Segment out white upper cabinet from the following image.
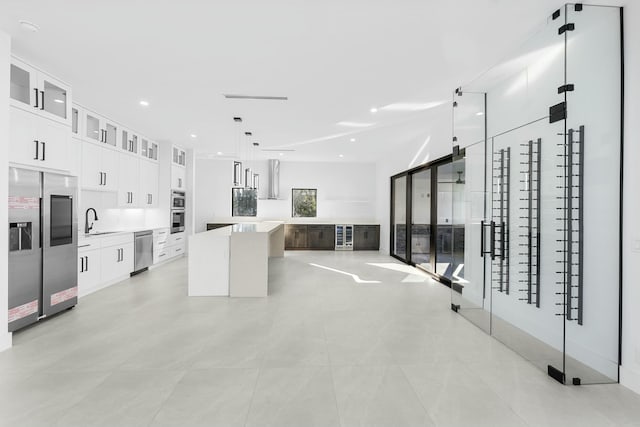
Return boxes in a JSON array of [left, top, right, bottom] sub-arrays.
[[117, 153, 140, 207], [139, 159, 159, 207], [82, 109, 119, 148], [120, 127, 138, 154], [172, 146, 186, 166], [140, 138, 159, 161], [10, 57, 71, 126], [9, 107, 70, 171], [171, 164, 186, 190], [81, 142, 119, 191]]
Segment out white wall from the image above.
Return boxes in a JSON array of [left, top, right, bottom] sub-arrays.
[[621, 1, 640, 395], [194, 159, 377, 232], [0, 30, 11, 351]]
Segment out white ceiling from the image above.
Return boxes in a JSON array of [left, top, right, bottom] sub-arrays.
[[0, 0, 571, 162]]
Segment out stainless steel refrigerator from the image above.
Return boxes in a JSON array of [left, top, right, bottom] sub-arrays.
[[8, 167, 78, 332]]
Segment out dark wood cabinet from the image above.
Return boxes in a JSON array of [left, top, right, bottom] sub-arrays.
[[308, 225, 335, 249], [206, 223, 234, 231], [285, 225, 308, 249], [354, 225, 380, 250], [284, 223, 379, 250]]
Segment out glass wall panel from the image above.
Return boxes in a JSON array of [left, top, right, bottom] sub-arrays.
[[436, 163, 453, 278], [451, 158, 465, 287], [450, 4, 622, 385], [392, 175, 407, 260], [562, 4, 621, 384], [410, 169, 431, 271]]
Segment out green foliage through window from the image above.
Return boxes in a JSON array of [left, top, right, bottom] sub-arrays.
[[292, 189, 317, 217]]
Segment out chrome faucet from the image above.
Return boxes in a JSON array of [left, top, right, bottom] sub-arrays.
[[85, 208, 99, 234]]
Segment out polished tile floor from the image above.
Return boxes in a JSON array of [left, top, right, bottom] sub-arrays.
[[1, 251, 639, 426]]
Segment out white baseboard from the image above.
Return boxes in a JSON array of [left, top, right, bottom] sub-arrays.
[[621, 366, 640, 395], [0, 332, 12, 352], [78, 274, 131, 298]]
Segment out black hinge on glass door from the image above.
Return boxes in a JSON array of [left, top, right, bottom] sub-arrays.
[[492, 148, 510, 294]]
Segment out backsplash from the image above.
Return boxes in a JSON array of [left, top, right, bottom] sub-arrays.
[[79, 191, 167, 233]]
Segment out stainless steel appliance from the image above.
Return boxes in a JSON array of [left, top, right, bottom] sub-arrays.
[[8, 167, 78, 332], [171, 190, 185, 209], [133, 230, 153, 274], [335, 224, 354, 250], [171, 209, 185, 234]]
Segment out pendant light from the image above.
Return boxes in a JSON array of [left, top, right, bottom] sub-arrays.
[[232, 117, 243, 186], [244, 132, 253, 189], [252, 142, 260, 190]]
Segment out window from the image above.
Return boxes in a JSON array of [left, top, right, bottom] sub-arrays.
[[292, 188, 317, 217], [232, 188, 257, 216]]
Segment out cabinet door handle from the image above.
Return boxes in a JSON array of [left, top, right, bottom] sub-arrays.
[[41, 141, 45, 161], [104, 173, 107, 186], [80, 256, 84, 273], [34, 88, 39, 108], [40, 90, 44, 110], [85, 256, 89, 271], [34, 140, 39, 160], [178, 178, 182, 188]]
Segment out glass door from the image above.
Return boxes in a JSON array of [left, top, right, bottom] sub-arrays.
[[435, 163, 453, 279], [410, 169, 431, 271], [391, 175, 408, 261]]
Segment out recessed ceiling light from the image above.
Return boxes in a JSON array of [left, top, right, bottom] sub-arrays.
[[190, 134, 197, 138], [19, 20, 39, 33], [339, 154, 344, 158], [139, 100, 149, 107], [370, 107, 378, 113], [217, 151, 223, 155], [350, 138, 356, 142], [279, 153, 284, 156], [53, 99, 64, 104], [476, 111, 484, 116]]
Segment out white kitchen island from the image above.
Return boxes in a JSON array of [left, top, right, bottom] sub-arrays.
[[188, 222, 284, 297]]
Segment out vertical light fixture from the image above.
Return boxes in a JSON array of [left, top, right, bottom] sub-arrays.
[[233, 117, 243, 186], [252, 142, 260, 190], [244, 132, 253, 188]]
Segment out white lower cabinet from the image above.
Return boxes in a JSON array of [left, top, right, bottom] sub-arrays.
[[153, 229, 184, 264], [101, 242, 134, 283], [77, 233, 134, 297], [78, 247, 101, 297], [9, 106, 70, 171]]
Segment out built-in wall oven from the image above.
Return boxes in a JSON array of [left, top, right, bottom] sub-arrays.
[[171, 191, 185, 209], [171, 209, 185, 234]]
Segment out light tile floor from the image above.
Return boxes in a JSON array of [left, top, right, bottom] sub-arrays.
[[1, 251, 639, 427]]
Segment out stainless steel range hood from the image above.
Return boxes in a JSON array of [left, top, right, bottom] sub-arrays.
[[268, 159, 280, 199]]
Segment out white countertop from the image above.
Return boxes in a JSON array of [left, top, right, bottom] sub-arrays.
[[204, 221, 284, 236], [78, 227, 171, 244]]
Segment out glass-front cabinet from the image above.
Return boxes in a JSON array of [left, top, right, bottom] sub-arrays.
[[82, 110, 118, 147], [10, 57, 71, 125], [450, 4, 622, 385]]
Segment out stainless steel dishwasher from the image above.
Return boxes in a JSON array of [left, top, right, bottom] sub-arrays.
[[133, 230, 153, 275]]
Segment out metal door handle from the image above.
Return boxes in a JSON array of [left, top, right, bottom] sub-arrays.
[[34, 88, 39, 108], [34, 140, 39, 160], [41, 141, 45, 161], [490, 221, 496, 260], [104, 173, 107, 186], [85, 256, 89, 271], [500, 222, 506, 261], [80, 256, 84, 273], [40, 90, 44, 110]]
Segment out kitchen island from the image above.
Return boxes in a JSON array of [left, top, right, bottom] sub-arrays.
[[188, 222, 284, 297]]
